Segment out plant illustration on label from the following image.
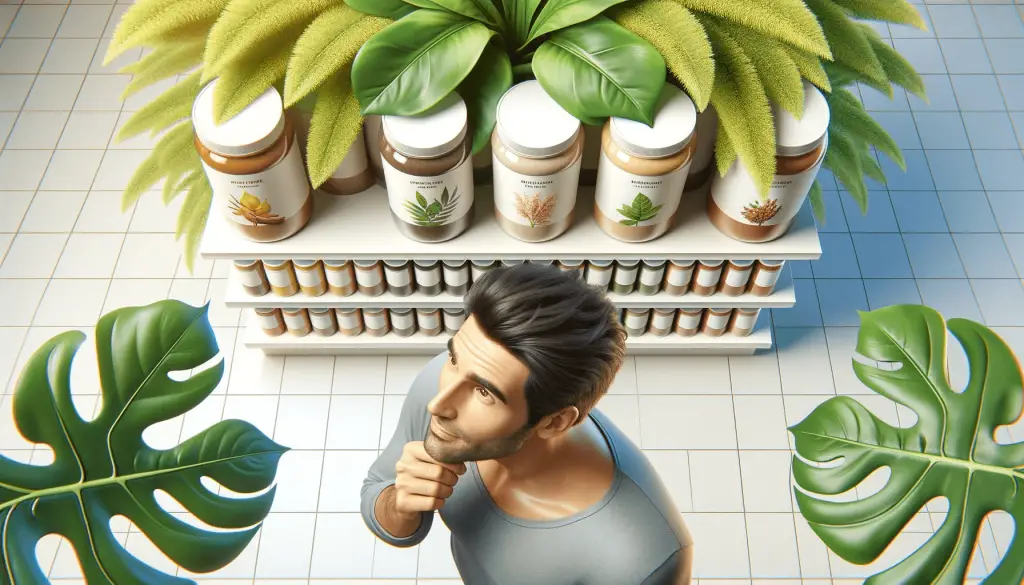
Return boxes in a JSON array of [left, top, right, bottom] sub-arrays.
[[741, 197, 782, 225], [403, 186, 462, 227], [514, 192, 557, 228], [228, 191, 285, 227], [617, 193, 662, 226]]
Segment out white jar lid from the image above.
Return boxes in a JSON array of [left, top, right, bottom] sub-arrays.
[[609, 84, 696, 158], [774, 80, 830, 156], [192, 80, 285, 157], [496, 80, 581, 158], [382, 93, 468, 158]]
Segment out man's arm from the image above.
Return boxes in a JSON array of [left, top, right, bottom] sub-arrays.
[[359, 353, 446, 547]]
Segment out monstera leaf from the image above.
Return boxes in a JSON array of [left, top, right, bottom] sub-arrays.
[[790, 305, 1024, 584], [0, 300, 289, 585]]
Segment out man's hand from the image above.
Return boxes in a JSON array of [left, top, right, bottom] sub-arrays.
[[393, 441, 466, 517]]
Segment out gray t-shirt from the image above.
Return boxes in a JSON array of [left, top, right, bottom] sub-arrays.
[[360, 353, 693, 585]]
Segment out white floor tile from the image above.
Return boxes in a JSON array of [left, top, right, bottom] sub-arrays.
[[688, 451, 745, 513], [738, 451, 794, 513], [318, 451, 379, 513], [113, 233, 179, 278], [639, 395, 737, 450], [641, 449, 692, 512], [0, 232, 67, 277], [325, 395, 384, 450], [308, 513, 376, 579], [775, 328, 836, 395], [7, 5, 65, 38], [168, 278, 211, 307], [271, 450, 325, 513], [745, 514, 801, 578], [40, 40, 98, 74], [686, 513, 751, 578], [39, 148, 102, 190], [53, 232, 122, 277], [5, 110, 69, 149], [732, 396, 790, 450], [129, 191, 182, 232], [0, 278, 47, 325], [58, 110, 118, 149], [635, 356, 732, 394], [18, 190, 86, 233], [222, 395, 279, 439], [101, 278, 171, 313], [416, 520, 460, 579], [0, 191, 33, 231], [0, 38, 50, 73], [273, 395, 330, 450], [593, 394, 640, 446], [793, 514, 836, 579], [727, 349, 782, 394], [281, 356, 334, 395], [0, 148, 52, 189], [385, 355, 434, 394], [254, 513, 317, 579], [73, 74, 130, 110], [373, 536, 420, 578], [32, 277, 107, 326], [0, 326, 27, 387], [332, 356, 387, 394], [74, 190, 134, 232]]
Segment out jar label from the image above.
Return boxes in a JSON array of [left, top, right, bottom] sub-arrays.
[[309, 310, 335, 330], [594, 151, 689, 227], [386, 267, 411, 287], [711, 142, 825, 227], [706, 312, 730, 330], [391, 310, 415, 329], [283, 311, 308, 330], [326, 267, 353, 287], [295, 267, 323, 288], [265, 267, 295, 288], [364, 311, 387, 329], [333, 130, 369, 179], [416, 267, 441, 287], [383, 156, 474, 227], [204, 144, 310, 228], [676, 311, 702, 329], [614, 266, 638, 283], [492, 156, 582, 227], [444, 312, 466, 329], [651, 311, 674, 328], [336, 310, 361, 329], [418, 311, 440, 329], [755, 268, 782, 288], [586, 267, 612, 286], [733, 311, 758, 330], [696, 267, 721, 287], [624, 311, 649, 329], [725, 267, 751, 288], [444, 266, 469, 286], [237, 266, 264, 288], [667, 266, 693, 286], [259, 314, 282, 331], [356, 267, 382, 287], [639, 268, 664, 287]]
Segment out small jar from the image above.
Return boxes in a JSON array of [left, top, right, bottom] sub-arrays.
[[234, 259, 270, 296], [729, 308, 760, 337], [719, 260, 754, 296], [262, 260, 298, 297], [471, 259, 499, 282], [556, 259, 585, 274], [709, 80, 829, 243], [442, 260, 471, 296], [663, 260, 695, 296], [254, 308, 286, 337], [702, 308, 732, 337], [750, 260, 785, 296], [649, 308, 675, 337], [381, 93, 475, 243], [610, 260, 640, 295], [293, 259, 327, 297], [594, 85, 697, 243], [417, 308, 443, 336], [637, 260, 666, 296], [282, 308, 312, 337], [674, 308, 702, 337], [691, 260, 723, 296], [413, 259, 444, 296], [363, 308, 390, 337], [622, 309, 650, 337], [321, 128, 376, 195], [335, 308, 364, 337], [308, 307, 338, 337], [685, 107, 718, 195], [390, 308, 417, 337], [584, 260, 614, 292], [353, 260, 386, 297], [323, 260, 357, 296], [492, 80, 583, 242], [193, 82, 312, 242], [443, 308, 466, 334], [500, 259, 526, 268], [529, 259, 554, 266], [364, 115, 386, 185], [383, 260, 415, 297]]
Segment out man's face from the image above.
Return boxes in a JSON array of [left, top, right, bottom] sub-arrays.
[[424, 315, 534, 464]]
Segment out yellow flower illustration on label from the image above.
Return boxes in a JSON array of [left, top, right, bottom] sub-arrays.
[[229, 192, 285, 227]]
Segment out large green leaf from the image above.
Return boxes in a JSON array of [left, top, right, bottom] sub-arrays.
[[211, 22, 305, 123], [105, 0, 229, 62], [725, 21, 805, 117], [404, 0, 503, 27], [668, 0, 831, 59], [525, 0, 631, 46], [790, 305, 1024, 584], [830, 0, 926, 30], [350, 9, 494, 115], [609, 0, 714, 110], [119, 39, 205, 100], [533, 16, 666, 125], [459, 41, 512, 155], [804, 0, 888, 86], [827, 87, 905, 169], [344, 0, 415, 18], [122, 121, 200, 211], [117, 71, 203, 142], [284, 5, 391, 107], [306, 71, 365, 188], [0, 300, 289, 585], [502, 0, 542, 45]]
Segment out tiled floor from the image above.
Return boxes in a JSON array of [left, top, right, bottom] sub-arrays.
[[1, 0, 1023, 583]]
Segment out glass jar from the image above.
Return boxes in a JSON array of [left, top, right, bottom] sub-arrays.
[[729, 308, 760, 337], [649, 308, 675, 337], [584, 260, 614, 292], [363, 308, 390, 337], [719, 260, 754, 296], [674, 308, 702, 337], [594, 85, 697, 243], [556, 259, 584, 274], [443, 308, 466, 334], [470, 259, 499, 282], [353, 260, 385, 297], [321, 127, 375, 195], [492, 80, 583, 242], [610, 260, 640, 295], [254, 307, 286, 337], [262, 260, 298, 297], [637, 260, 666, 296], [282, 308, 312, 337], [663, 260, 695, 296], [750, 260, 785, 296], [443, 260, 471, 296], [622, 308, 650, 337], [390, 308, 417, 337], [417, 308, 443, 336], [691, 260, 723, 296], [381, 93, 475, 243], [293, 259, 327, 297], [308, 307, 338, 336], [383, 259, 415, 297], [323, 260, 356, 296], [336, 308, 363, 337], [413, 259, 444, 296], [702, 308, 732, 337], [234, 259, 270, 296]]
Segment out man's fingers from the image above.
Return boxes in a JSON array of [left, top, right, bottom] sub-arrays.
[[397, 476, 455, 500], [406, 441, 467, 475], [407, 459, 460, 487]]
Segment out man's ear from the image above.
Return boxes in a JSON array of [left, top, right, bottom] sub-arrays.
[[534, 406, 581, 439]]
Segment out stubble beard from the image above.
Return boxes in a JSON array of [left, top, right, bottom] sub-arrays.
[[423, 423, 534, 465]]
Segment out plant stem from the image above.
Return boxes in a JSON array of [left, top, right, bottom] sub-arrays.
[[512, 62, 534, 78]]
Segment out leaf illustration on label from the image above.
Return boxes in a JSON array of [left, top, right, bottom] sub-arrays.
[[403, 187, 462, 227], [617, 193, 662, 227], [514, 192, 556, 228], [229, 191, 285, 227], [741, 198, 782, 226]]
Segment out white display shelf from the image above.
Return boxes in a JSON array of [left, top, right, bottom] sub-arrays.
[[224, 266, 796, 309], [200, 185, 822, 262], [242, 319, 773, 356]]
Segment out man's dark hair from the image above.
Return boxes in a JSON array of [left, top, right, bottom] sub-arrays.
[[464, 262, 627, 427]]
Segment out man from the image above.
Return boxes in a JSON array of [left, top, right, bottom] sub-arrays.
[[360, 263, 694, 585]]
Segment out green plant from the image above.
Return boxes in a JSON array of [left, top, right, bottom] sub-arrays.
[[617, 192, 661, 226], [790, 305, 1024, 584], [0, 300, 289, 585], [104, 0, 927, 269], [403, 187, 462, 226]]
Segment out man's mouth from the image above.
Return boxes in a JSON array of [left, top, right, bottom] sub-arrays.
[[430, 420, 458, 441]]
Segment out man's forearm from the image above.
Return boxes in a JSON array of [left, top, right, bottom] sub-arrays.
[[374, 485, 424, 539]]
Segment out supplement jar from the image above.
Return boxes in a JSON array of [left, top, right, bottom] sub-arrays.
[[594, 85, 697, 243], [193, 81, 312, 242], [381, 93, 475, 242], [708, 80, 829, 243], [492, 80, 583, 242]]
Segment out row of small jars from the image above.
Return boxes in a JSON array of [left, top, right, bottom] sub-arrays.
[[622, 307, 761, 338], [235, 258, 786, 299], [255, 307, 467, 339]]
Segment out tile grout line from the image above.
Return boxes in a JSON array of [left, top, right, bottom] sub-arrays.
[[722, 358, 758, 582], [305, 355, 340, 580]]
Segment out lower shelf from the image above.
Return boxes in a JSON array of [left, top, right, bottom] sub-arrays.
[[241, 318, 773, 356]]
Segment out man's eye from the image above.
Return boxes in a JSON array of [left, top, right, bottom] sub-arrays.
[[476, 387, 490, 397]]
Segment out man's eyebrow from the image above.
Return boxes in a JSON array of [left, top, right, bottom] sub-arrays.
[[448, 336, 509, 404]]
